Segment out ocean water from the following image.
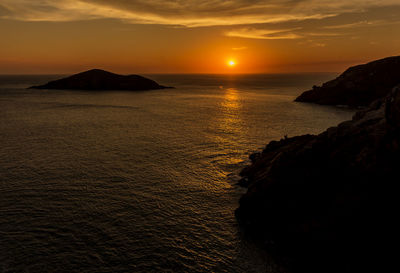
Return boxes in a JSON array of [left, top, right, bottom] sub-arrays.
[[0, 74, 354, 272]]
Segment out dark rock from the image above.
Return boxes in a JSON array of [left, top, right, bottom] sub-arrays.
[[29, 69, 172, 91], [295, 56, 400, 107], [237, 177, 250, 187], [249, 152, 261, 163], [237, 85, 400, 273]]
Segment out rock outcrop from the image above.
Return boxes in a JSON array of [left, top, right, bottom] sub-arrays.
[[237, 85, 400, 272], [29, 69, 171, 91], [295, 56, 400, 107]]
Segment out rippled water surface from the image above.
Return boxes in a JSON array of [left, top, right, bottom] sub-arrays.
[[0, 74, 354, 272]]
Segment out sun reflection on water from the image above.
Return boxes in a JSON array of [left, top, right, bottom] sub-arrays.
[[221, 88, 241, 110], [214, 87, 244, 166]]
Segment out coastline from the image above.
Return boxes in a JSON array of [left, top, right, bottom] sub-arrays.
[[235, 57, 400, 272]]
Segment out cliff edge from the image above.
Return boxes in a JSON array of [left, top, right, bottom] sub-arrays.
[[295, 56, 400, 107], [237, 85, 400, 272]]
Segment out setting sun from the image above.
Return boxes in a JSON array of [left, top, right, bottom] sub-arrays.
[[228, 60, 236, 67]]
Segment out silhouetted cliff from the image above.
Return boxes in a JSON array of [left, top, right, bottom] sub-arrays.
[[295, 56, 400, 107], [29, 69, 171, 91], [237, 85, 400, 272]]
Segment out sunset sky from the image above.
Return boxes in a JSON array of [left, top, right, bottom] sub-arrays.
[[1, 0, 400, 74]]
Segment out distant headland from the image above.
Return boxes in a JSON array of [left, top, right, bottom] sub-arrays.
[[296, 56, 400, 107], [29, 69, 172, 91]]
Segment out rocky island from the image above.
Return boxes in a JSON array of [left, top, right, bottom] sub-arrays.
[[29, 69, 171, 91], [295, 56, 400, 107], [237, 59, 400, 272]]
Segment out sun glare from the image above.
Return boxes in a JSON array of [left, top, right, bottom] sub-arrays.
[[228, 60, 236, 67]]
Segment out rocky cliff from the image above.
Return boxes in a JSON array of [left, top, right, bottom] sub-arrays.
[[295, 56, 400, 107], [237, 85, 400, 272], [29, 69, 170, 91]]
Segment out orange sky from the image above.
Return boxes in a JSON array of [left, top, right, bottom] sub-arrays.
[[0, 0, 400, 74]]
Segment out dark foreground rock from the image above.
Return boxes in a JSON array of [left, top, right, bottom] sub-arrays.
[[29, 69, 171, 91], [295, 56, 400, 107], [237, 85, 400, 273]]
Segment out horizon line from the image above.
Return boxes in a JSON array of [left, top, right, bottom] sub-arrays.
[[0, 71, 341, 76]]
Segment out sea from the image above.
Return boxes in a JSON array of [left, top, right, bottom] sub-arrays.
[[0, 74, 354, 272]]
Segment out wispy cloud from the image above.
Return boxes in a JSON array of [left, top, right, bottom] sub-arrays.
[[306, 32, 343, 37], [323, 19, 400, 29], [312, 42, 326, 47], [0, 0, 336, 26], [0, 0, 400, 27], [226, 27, 302, 40], [324, 20, 384, 29], [232, 46, 247, 51]]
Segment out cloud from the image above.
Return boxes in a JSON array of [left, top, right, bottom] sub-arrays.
[[0, 0, 133, 22], [0, 4, 9, 15], [323, 19, 400, 29], [312, 43, 326, 47], [226, 27, 302, 40], [0, 0, 336, 26], [232, 46, 247, 51], [324, 20, 378, 29], [305, 32, 343, 37], [0, 0, 400, 27]]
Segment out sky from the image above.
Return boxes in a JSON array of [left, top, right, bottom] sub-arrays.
[[0, 0, 400, 74]]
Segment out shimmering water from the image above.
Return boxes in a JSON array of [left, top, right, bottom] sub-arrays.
[[0, 74, 354, 272]]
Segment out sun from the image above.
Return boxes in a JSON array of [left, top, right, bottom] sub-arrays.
[[228, 60, 236, 67]]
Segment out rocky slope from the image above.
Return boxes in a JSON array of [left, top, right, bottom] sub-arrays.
[[29, 69, 171, 91], [295, 56, 400, 107], [237, 85, 400, 272]]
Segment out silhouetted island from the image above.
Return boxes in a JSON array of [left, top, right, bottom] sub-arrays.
[[237, 60, 400, 272], [295, 56, 400, 107], [29, 69, 171, 91]]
